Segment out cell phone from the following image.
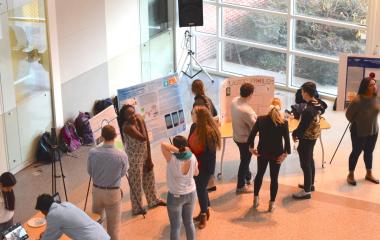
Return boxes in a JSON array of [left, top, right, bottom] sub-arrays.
[[164, 114, 173, 129], [171, 112, 179, 127], [178, 109, 185, 124]]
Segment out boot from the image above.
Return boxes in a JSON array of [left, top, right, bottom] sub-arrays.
[[193, 209, 210, 222], [198, 213, 207, 229], [365, 170, 379, 184], [347, 171, 357, 186]]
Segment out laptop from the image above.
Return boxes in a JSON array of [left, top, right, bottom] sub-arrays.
[[2, 223, 29, 240]]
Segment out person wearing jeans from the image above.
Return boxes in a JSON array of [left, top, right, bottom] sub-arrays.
[[292, 83, 326, 199], [346, 77, 380, 185], [231, 83, 257, 193], [161, 136, 199, 240], [188, 106, 221, 229]]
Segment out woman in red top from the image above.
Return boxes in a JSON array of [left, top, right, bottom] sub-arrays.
[[188, 106, 221, 229]]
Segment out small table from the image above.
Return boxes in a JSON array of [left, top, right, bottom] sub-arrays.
[[23, 211, 101, 240], [217, 117, 331, 179]]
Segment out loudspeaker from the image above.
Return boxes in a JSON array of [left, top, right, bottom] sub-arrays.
[[178, 0, 203, 27]]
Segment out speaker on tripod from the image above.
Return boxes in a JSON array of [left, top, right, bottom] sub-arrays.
[[178, 0, 203, 27], [177, 0, 214, 83]]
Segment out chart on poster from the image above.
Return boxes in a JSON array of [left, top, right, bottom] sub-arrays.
[[117, 74, 186, 143]]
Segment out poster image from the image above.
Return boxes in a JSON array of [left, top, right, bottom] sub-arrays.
[[117, 74, 186, 143]]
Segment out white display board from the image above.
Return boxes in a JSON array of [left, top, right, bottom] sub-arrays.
[[220, 76, 275, 124], [117, 74, 186, 143], [88, 106, 124, 149], [337, 54, 380, 111]]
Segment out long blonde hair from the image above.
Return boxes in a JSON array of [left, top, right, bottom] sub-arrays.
[[193, 106, 221, 150], [268, 98, 285, 126]]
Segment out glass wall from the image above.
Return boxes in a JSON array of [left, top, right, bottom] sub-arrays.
[[140, 0, 175, 82], [0, 0, 53, 171], [194, 0, 369, 95]]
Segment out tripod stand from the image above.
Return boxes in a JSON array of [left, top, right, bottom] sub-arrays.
[[51, 128, 68, 201], [178, 28, 214, 83], [330, 122, 351, 165]]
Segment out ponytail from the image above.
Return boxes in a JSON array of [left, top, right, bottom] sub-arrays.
[[268, 99, 285, 126]]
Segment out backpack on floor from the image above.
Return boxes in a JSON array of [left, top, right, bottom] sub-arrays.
[[60, 122, 82, 152], [93, 98, 113, 116], [75, 112, 94, 145], [36, 132, 54, 163]]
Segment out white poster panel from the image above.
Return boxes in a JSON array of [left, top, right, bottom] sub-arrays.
[[337, 54, 380, 111], [88, 106, 123, 149], [220, 76, 275, 124], [117, 74, 186, 143]]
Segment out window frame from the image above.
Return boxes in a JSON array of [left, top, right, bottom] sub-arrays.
[[193, 0, 375, 97]]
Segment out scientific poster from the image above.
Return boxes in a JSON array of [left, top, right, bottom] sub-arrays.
[[117, 74, 186, 143], [220, 76, 275, 124], [337, 54, 380, 110], [88, 106, 124, 150]]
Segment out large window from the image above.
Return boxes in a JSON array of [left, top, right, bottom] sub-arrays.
[[194, 0, 370, 95]]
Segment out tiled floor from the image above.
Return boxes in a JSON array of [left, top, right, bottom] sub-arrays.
[[14, 74, 380, 239]]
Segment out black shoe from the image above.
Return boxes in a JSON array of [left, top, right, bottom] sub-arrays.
[[298, 184, 315, 192], [149, 199, 167, 209], [207, 186, 217, 192], [132, 208, 147, 216]]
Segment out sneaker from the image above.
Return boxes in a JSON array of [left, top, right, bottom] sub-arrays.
[[298, 184, 315, 192], [268, 201, 275, 212], [253, 196, 259, 209], [292, 190, 311, 200], [236, 186, 251, 194]]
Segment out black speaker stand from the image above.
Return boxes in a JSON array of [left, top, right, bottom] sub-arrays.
[[51, 128, 68, 201]]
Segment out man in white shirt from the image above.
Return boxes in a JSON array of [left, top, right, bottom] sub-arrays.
[[36, 194, 110, 240], [231, 83, 257, 194]]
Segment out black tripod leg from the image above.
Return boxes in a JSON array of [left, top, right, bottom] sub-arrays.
[[84, 177, 92, 211], [126, 175, 146, 219], [330, 122, 350, 165], [58, 151, 69, 201]]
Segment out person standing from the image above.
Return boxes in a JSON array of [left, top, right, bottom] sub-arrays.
[[87, 125, 129, 240], [161, 136, 198, 240], [118, 104, 166, 216], [346, 77, 379, 185], [231, 83, 257, 193], [292, 83, 326, 199], [0, 172, 17, 233], [188, 106, 221, 229], [191, 79, 218, 118], [247, 98, 291, 211], [36, 194, 110, 240]]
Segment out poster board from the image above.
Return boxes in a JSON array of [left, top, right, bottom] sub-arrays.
[[337, 54, 380, 111], [117, 74, 186, 143], [220, 76, 275, 124], [88, 105, 124, 150]]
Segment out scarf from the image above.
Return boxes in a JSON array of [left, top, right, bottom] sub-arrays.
[[173, 151, 193, 161]]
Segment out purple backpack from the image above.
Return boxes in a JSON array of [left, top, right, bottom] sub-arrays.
[[75, 112, 94, 145], [60, 122, 82, 152]]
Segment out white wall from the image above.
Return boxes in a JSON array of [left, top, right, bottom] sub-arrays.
[[105, 0, 142, 95]]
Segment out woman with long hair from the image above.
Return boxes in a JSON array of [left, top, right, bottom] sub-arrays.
[[346, 77, 379, 185], [118, 104, 166, 216], [247, 98, 290, 211], [188, 106, 221, 229], [161, 136, 198, 240], [191, 79, 217, 118], [0, 172, 17, 233]]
